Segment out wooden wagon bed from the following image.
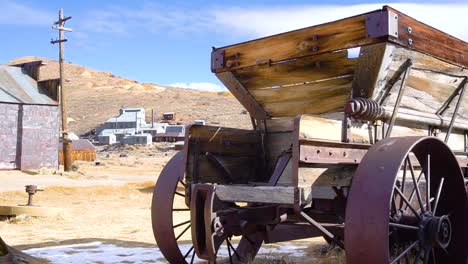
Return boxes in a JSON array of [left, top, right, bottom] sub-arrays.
[[152, 6, 468, 264], [182, 5, 467, 194], [211, 6, 467, 123]]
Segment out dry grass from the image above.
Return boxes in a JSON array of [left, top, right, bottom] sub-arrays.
[[217, 91, 233, 97]]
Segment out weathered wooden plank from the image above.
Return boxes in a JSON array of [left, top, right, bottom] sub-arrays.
[[389, 44, 468, 77], [262, 94, 350, 117], [251, 75, 352, 102], [212, 10, 381, 72], [369, 44, 468, 120], [264, 132, 294, 181], [187, 125, 261, 156], [297, 113, 467, 150], [215, 185, 297, 204], [251, 78, 351, 107], [298, 165, 356, 188], [187, 155, 259, 184], [352, 43, 393, 98], [386, 6, 468, 68], [234, 51, 356, 90], [265, 117, 295, 132], [215, 72, 269, 120]]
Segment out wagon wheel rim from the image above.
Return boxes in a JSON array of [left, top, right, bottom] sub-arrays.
[[151, 152, 263, 264], [345, 136, 468, 264]]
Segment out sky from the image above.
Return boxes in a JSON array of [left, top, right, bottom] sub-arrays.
[[1, 0, 467, 92]]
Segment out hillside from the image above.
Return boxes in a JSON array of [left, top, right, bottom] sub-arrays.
[[6, 57, 251, 135]]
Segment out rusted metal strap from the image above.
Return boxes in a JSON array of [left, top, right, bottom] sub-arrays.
[[437, 78, 467, 116], [445, 78, 467, 143], [385, 59, 412, 138], [378, 59, 412, 106], [267, 152, 291, 186], [216, 71, 269, 120], [300, 211, 344, 249]]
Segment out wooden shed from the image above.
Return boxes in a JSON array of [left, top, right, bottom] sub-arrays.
[[59, 139, 96, 165]]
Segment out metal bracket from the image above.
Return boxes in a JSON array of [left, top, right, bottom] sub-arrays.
[[366, 10, 399, 38], [300, 211, 344, 249], [211, 49, 225, 72], [385, 60, 412, 138], [444, 78, 467, 143]]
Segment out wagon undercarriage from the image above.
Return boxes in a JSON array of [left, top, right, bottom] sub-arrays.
[[152, 5, 468, 264]]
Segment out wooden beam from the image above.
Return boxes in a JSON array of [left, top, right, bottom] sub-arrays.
[[386, 6, 468, 68], [262, 93, 350, 117], [214, 185, 298, 204], [250, 76, 352, 105], [234, 50, 356, 90], [216, 71, 269, 120], [187, 125, 261, 156], [352, 43, 393, 98], [212, 9, 382, 72]]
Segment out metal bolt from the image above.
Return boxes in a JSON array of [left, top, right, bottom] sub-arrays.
[[407, 27, 413, 34], [408, 38, 413, 45]]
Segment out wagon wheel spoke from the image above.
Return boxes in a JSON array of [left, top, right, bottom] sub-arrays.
[[227, 237, 240, 260], [406, 170, 424, 211], [175, 191, 186, 198], [417, 198, 434, 214], [173, 208, 190, 212], [431, 249, 436, 264], [400, 158, 408, 209], [390, 241, 419, 264], [414, 247, 424, 264], [173, 220, 191, 228], [175, 224, 191, 241], [389, 222, 419, 231], [423, 248, 431, 264], [183, 246, 194, 259], [394, 186, 421, 220], [425, 155, 431, 213], [243, 234, 254, 245], [226, 238, 233, 264], [433, 177, 444, 216], [406, 157, 425, 213], [190, 248, 196, 264]]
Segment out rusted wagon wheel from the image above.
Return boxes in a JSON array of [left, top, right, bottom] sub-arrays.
[[151, 152, 263, 263], [345, 136, 468, 264]]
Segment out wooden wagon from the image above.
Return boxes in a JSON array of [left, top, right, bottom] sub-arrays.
[[152, 6, 468, 264]]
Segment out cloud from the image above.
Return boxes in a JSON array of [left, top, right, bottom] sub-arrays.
[[78, 3, 214, 36], [0, 0, 53, 26], [168, 82, 226, 92]]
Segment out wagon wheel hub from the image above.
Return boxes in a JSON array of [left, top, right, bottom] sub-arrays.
[[421, 214, 452, 249]]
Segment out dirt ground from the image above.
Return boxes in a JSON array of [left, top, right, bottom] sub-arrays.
[[0, 144, 344, 263]]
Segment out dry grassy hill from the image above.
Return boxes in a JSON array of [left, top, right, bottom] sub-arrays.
[[6, 57, 251, 135]]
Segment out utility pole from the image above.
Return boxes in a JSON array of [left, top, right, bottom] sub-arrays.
[[51, 9, 73, 171]]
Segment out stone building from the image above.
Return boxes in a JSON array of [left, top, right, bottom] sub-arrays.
[[0, 61, 60, 170]]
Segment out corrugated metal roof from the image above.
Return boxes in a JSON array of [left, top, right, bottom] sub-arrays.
[[0, 65, 58, 105]]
